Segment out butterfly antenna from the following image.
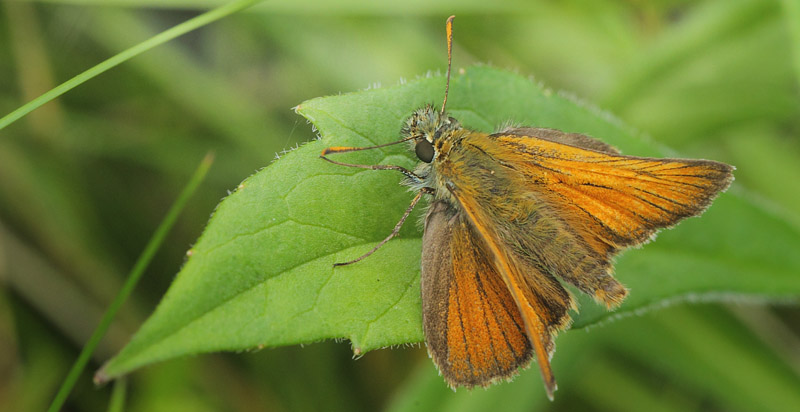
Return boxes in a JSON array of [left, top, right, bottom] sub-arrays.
[[440, 15, 455, 117], [320, 134, 417, 157]]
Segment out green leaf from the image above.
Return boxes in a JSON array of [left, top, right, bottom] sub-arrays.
[[98, 65, 800, 380]]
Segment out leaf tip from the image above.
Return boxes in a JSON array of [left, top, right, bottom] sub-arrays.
[[202, 151, 215, 167], [93, 366, 111, 386]]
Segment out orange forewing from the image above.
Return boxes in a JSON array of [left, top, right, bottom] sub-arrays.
[[422, 192, 574, 398], [481, 127, 733, 305], [421, 201, 533, 388], [496, 128, 732, 242], [424, 127, 732, 396], [449, 192, 564, 397]]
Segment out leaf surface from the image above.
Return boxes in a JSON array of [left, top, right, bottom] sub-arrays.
[[99, 66, 800, 379]]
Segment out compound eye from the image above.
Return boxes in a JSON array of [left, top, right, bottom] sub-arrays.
[[415, 139, 434, 163]]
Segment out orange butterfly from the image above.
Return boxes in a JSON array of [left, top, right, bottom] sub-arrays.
[[321, 16, 733, 400]]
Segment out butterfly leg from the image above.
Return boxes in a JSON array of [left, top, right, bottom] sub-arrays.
[[320, 136, 423, 181], [333, 187, 434, 267], [320, 154, 422, 181]]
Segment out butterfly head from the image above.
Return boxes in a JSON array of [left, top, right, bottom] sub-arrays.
[[403, 105, 462, 164]]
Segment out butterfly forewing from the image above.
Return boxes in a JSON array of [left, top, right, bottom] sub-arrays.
[[492, 130, 734, 250], [499, 127, 621, 154], [424, 125, 733, 394], [447, 129, 733, 306], [421, 201, 533, 388]]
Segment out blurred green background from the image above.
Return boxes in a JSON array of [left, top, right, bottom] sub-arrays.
[[2, 0, 800, 411]]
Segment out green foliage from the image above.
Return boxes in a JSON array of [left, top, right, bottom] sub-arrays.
[[3, 0, 800, 411], [101, 66, 800, 384]]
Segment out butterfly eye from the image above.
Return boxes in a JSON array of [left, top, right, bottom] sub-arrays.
[[415, 139, 435, 163]]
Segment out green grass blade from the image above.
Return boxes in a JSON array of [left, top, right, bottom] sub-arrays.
[[47, 153, 214, 412], [0, 0, 263, 132], [106, 377, 127, 412], [781, 0, 800, 85]]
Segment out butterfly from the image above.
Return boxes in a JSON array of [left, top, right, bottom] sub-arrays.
[[320, 16, 734, 400]]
